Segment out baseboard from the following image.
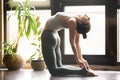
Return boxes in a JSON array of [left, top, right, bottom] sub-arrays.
[[71, 64, 120, 71]]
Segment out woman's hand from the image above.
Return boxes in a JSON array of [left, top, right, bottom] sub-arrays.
[[77, 58, 90, 69]]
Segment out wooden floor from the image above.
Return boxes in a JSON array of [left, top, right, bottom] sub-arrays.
[[0, 69, 120, 80]]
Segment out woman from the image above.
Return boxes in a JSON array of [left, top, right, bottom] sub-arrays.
[[41, 12, 96, 76]]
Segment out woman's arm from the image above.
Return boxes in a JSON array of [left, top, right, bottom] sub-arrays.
[[75, 33, 89, 68], [68, 19, 89, 69], [67, 19, 79, 63], [69, 28, 79, 63]]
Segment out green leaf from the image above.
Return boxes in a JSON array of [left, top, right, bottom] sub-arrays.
[[38, 56, 43, 60], [25, 17, 31, 39], [36, 49, 40, 53], [31, 43, 37, 46], [29, 53, 36, 60], [38, 37, 41, 42], [18, 2, 24, 9], [26, 0, 30, 6], [29, 15, 37, 34], [37, 22, 41, 28], [0, 42, 16, 55], [19, 26, 24, 37], [7, 15, 12, 22], [38, 28, 43, 35]]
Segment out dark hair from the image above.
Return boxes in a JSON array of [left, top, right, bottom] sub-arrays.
[[76, 22, 91, 39]]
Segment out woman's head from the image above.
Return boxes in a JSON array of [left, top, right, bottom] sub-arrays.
[[76, 15, 91, 39]]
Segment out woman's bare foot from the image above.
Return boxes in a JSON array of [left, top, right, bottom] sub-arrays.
[[81, 68, 97, 77], [86, 68, 98, 76]]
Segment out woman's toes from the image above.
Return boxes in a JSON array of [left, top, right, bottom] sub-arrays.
[[87, 69, 98, 76]]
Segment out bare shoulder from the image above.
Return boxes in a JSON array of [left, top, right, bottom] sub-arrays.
[[67, 18, 76, 29]]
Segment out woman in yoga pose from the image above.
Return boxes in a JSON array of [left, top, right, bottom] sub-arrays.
[[41, 12, 96, 76]]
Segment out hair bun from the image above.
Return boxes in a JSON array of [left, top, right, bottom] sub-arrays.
[[76, 21, 90, 39], [82, 33, 87, 39]]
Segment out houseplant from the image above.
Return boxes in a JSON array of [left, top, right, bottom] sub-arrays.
[[10, 0, 38, 51], [29, 17, 46, 71], [1, 0, 38, 70], [0, 42, 24, 70]]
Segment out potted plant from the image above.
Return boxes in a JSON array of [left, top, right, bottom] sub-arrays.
[[1, 0, 38, 70], [10, 0, 38, 51], [29, 17, 46, 71], [0, 42, 24, 70]]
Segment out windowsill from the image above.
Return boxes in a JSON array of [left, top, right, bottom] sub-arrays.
[[0, 62, 32, 69], [73, 64, 120, 71], [22, 62, 32, 69], [22, 63, 120, 71], [1, 62, 120, 71]]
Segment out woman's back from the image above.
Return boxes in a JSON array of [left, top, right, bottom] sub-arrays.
[[44, 12, 69, 31]]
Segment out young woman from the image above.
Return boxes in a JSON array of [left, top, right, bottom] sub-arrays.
[[41, 12, 96, 76]]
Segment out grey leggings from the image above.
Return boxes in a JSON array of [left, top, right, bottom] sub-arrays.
[[41, 30, 87, 76]]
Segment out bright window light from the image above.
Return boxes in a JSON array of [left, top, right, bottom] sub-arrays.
[[7, 10, 51, 61], [13, 0, 46, 1], [117, 9, 120, 62], [9, 0, 50, 7], [64, 6, 105, 55]]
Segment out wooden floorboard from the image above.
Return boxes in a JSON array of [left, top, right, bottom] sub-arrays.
[[0, 69, 120, 80]]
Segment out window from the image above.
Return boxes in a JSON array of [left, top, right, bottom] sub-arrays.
[[7, 10, 51, 61], [64, 6, 105, 55], [0, 0, 4, 67], [8, 0, 50, 7], [5, 0, 118, 65], [59, 0, 117, 65], [117, 9, 120, 62], [6, 0, 51, 61]]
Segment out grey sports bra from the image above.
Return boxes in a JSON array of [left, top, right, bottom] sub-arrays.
[[46, 12, 68, 31]]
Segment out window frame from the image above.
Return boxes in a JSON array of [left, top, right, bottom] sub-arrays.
[[4, 0, 51, 40], [5, 0, 51, 10], [0, 0, 4, 67], [8, 0, 50, 9], [3, 0, 51, 68], [3, 0, 118, 66], [117, 9, 120, 62], [56, 0, 117, 65], [117, 0, 120, 63], [6, 10, 51, 61], [64, 6, 106, 56]]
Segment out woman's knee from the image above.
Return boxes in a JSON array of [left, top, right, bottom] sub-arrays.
[[47, 67, 59, 76]]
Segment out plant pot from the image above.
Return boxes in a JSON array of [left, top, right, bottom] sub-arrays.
[[31, 60, 46, 71], [3, 54, 24, 70]]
